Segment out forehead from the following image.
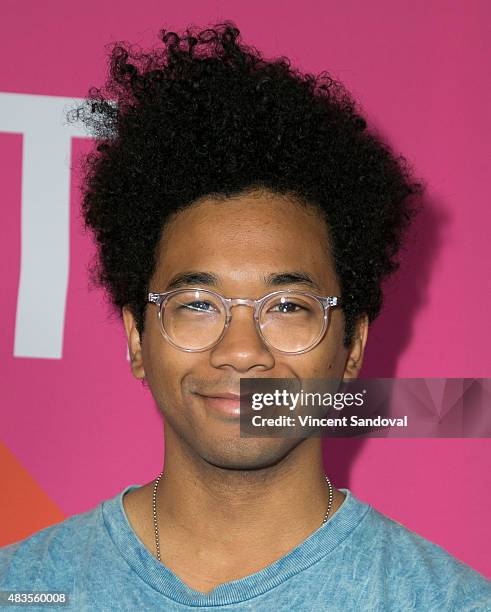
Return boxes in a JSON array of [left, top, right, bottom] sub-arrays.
[[153, 191, 338, 291]]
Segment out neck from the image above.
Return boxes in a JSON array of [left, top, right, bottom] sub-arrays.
[[155, 429, 344, 551], [122, 429, 346, 592]]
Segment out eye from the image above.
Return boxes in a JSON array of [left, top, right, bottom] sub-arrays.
[[181, 300, 218, 312], [268, 300, 306, 314]]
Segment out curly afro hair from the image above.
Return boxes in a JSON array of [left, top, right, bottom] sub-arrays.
[[70, 21, 423, 348]]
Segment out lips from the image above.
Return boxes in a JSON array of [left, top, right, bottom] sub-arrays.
[[195, 392, 254, 419], [202, 392, 242, 400]]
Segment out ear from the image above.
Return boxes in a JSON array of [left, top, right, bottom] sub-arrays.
[[122, 306, 146, 381], [343, 314, 369, 380]]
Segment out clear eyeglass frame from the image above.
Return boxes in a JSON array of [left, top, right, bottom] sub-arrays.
[[147, 287, 342, 355]]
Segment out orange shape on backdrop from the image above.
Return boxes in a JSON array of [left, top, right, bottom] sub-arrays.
[[0, 441, 65, 547]]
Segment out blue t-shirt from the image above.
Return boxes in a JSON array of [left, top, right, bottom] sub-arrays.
[[0, 485, 490, 611]]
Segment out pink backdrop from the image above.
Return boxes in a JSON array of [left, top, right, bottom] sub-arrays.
[[1, 0, 490, 578]]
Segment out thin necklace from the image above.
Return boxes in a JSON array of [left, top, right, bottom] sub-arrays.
[[152, 471, 334, 562]]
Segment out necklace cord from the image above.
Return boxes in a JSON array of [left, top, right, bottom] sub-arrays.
[[152, 471, 333, 563]]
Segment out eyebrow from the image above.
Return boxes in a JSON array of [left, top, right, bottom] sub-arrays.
[[165, 271, 322, 291]]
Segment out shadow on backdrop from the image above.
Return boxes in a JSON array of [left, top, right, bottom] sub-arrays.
[[324, 192, 449, 488]]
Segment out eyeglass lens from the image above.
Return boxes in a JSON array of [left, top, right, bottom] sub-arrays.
[[160, 290, 326, 352]]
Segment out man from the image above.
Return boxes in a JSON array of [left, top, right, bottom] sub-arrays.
[[1, 22, 490, 611]]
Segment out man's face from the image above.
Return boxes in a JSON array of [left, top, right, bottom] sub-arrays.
[[124, 190, 366, 469]]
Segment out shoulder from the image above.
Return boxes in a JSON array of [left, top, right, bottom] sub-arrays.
[[0, 502, 104, 589], [348, 497, 491, 609]]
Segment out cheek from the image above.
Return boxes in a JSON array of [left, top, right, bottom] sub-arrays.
[[141, 329, 184, 405], [294, 350, 344, 379], [293, 314, 347, 378], [142, 308, 181, 382]]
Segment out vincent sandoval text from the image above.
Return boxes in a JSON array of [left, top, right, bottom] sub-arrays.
[[251, 415, 408, 428]]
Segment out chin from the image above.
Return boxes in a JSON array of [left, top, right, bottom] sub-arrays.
[[197, 436, 304, 472]]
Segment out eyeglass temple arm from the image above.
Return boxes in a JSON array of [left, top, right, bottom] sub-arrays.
[[324, 296, 341, 307], [148, 292, 164, 305]]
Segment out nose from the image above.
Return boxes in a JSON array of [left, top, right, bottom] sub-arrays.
[[209, 304, 275, 372]]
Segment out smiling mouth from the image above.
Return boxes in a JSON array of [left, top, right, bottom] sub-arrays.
[[194, 393, 254, 420]]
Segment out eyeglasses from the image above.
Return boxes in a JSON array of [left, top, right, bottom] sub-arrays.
[[147, 288, 342, 354]]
